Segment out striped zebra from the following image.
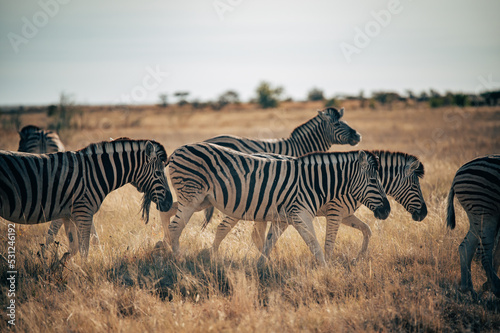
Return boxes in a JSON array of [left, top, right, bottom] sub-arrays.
[[17, 125, 88, 244], [446, 154, 500, 298], [167, 142, 390, 264], [243, 150, 426, 259], [204, 107, 361, 155], [162, 107, 361, 237], [18, 125, 65, 153], [1, 138, 173, 259]]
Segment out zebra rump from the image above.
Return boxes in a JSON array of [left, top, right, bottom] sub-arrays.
[[18, 125, 65, 153]]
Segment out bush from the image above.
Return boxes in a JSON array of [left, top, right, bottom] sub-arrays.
[[307, 88, 325, 101], [324, 98, 338, 108], [255, 81, 283, 109]]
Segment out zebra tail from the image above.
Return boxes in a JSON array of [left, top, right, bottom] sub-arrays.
[[201, 207, 215, 231], [446, 186, 456, 230]]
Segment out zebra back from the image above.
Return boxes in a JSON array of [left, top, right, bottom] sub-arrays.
[[18, 125, 65, 153], [447, 155, 500, 224], [204, 107, 361, 157], [169, 143, 386, 222], [1, 138, 172, 225]]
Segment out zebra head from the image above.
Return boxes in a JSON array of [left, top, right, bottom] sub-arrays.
[[133, 141, 173, 223], [317, 107, 361, 146], [394, 158, 427, 221], [18, 125, 43, 153], [351, 151, 391, 220]]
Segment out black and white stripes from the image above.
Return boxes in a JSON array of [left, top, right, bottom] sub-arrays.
[[1, 138, 173, 258], [166, 142, 390, 264], [213, 150, 427, 258], [204, 107, 361, 156], [18, 125, 65, 154], [446, 154, 500, 297]]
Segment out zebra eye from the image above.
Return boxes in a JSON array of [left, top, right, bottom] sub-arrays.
[[368, 178, 377, 185]]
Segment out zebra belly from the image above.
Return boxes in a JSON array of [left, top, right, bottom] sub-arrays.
[[207, 195, 287, 223]]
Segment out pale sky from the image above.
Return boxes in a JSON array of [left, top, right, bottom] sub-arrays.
[[1, 0, 499, 105]]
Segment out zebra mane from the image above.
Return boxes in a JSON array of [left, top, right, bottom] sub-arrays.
[[20, 125, 43, 133], [371, 150, 425, 178], [289, 107, 344, 140], [78, 137, 167, 160], [289, 116, 322, 139]]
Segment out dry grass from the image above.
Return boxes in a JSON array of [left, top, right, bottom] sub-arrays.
[[1, 103, 500, 332]]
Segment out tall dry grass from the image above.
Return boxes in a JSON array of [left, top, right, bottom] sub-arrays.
[[1, 103, 500, 332]]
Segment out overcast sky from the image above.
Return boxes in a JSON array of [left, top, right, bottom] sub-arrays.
[[1, 0, 499, 105]]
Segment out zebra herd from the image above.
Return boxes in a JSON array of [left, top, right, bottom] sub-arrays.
[[0, 108, 499, 298]]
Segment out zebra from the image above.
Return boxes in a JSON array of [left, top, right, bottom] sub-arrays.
[[18, 125, 65, 153], [204, 107, 361, 155], [160, 107, 362, 243], [241, 150, 426, 260], [17, 125, 91, 244], [166, 142, 390, 265], [446, 154, 500, 298], [0, 138, 173, 259]]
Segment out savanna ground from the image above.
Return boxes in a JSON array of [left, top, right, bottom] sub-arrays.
[[1, 102, 500, 332]]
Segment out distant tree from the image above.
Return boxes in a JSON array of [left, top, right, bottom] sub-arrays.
[[418, 91, 429, 102], [158, 93, 168, 107], [191, 99, 208, 109], [255, 81, 284, 109], [209, 90, 241, 110], [405, 89, 416, 100], [48, 92, 80, 131], [324, 98, 338, 108], [307, 87, 325, 101], [174, 91, 190, 106], [372, 91, 400, 109], [453, 93, 470, 107], [481, 90, 500, 106]]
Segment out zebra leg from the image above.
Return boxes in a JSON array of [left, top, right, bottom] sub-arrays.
[[257, 221, 288, 265], [458, 214, 480, 297], [292, 212, 326, 265], [324, 203, 345, 261], [46, 218, 64, 244], [341, 214, 372, 259], [168, 203, 197, 254], [76, 215, 94, 260], [252, 222, 272, 252], [160, 201, 178, 246], [213, 216, 240, 253], [63, 218, 79, 258], [478, 215, 500, 297]]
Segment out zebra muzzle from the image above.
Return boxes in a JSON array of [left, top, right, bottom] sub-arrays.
[[373, 198, 391, 220]]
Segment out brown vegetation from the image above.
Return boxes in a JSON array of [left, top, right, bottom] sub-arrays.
[[1, 103, 500, 332]]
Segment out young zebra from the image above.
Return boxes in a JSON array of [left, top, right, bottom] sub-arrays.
[[245, 150, 426, 259], [161, 107, 362, 243], [18, 125, 66, 153], [446, 154, 500, 298], [17, 125, 94, 244], [167, 142, 390, 265], [0, 138, 173, 259]]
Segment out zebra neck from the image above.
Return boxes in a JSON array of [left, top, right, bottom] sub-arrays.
[[287, 117, 330, 155], [83, 146, 143, 197], [376, 152, 404, 197]]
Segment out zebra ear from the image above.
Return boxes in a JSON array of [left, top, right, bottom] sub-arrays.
[[358, 150, 369, 170], [318, 110, 330, 122], [339, 107, 344, 118], [145, 141, 157, 160], [406, 160, 420, 177]]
